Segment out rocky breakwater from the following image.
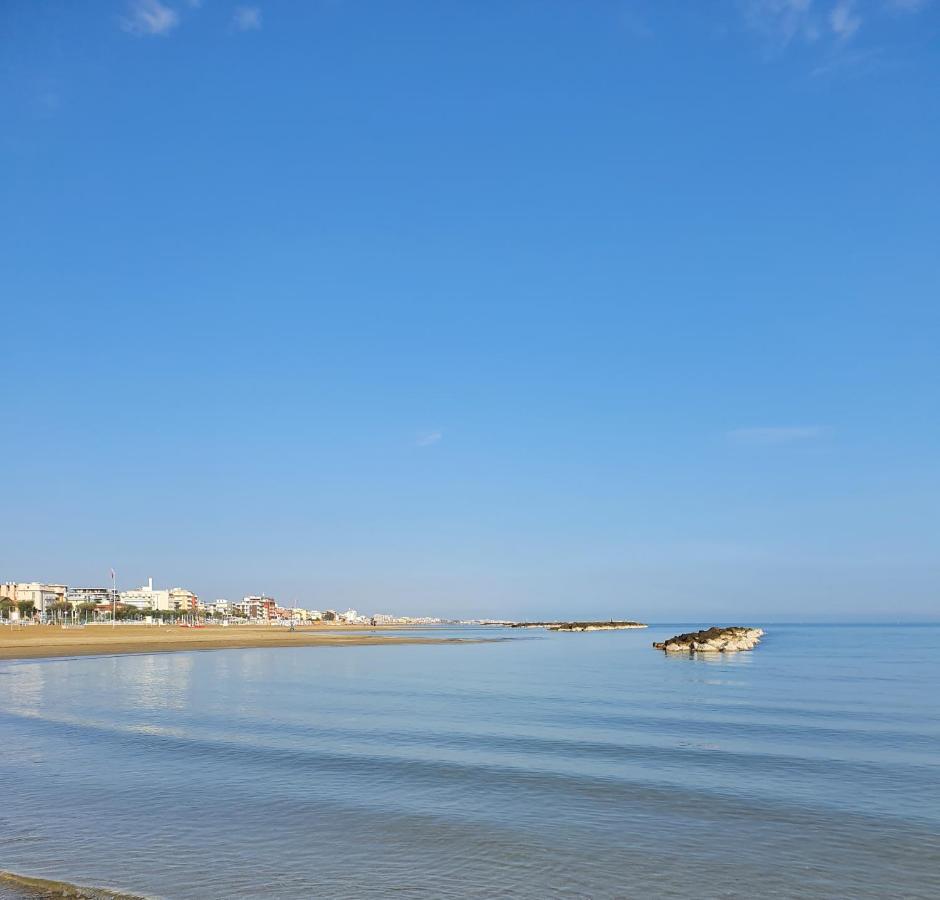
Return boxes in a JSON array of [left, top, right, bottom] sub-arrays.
[[510, 621, 647, 631], [653, 626, 763, 653], [549, 621, 647, 632]]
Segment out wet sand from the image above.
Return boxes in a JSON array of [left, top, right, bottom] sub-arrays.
[[0, 869, 142, 899], [0, 623, 488, 661]]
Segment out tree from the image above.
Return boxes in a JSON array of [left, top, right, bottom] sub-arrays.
[[77, 602, 98, 621], [49, 600, 72, 623], [0, 597, 14, 620], [17, 600, 36, 620]]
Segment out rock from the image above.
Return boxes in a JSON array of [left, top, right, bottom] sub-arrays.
[[652, 626, 763, 653]]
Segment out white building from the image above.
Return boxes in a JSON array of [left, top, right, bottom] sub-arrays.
[[67, 587, 117, 608], [210, 599, 230, 616], [120, 577, 172, 612], [0, 582, 68, 619]]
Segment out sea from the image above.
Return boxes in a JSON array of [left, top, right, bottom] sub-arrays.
[[0, 624, 938, 899]]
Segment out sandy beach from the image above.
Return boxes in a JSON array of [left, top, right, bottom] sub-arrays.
[[0, 623, 487, 662]]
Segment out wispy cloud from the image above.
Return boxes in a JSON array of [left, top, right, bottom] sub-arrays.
[[122, 0, 179, 37], [740, 0, 931, 53], [727, 426, 829, 445], [830, 0, 862, 37], [415, 430, 443, 448], [232, 6, 263, 31], [741, 0, 820, 49]]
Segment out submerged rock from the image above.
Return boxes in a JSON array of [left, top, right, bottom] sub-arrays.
[[653, 626, 763, 653]]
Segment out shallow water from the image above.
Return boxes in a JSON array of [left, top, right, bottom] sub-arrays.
[[1, 624, 938, 898]]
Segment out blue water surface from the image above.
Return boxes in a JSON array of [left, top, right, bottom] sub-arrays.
[[1, 624, 938, 898]]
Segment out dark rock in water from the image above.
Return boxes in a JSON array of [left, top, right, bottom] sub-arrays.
[[653, 626, 763, 653]]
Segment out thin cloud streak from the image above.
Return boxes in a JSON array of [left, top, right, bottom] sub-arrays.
[[727, 426, 829, 445], [415, 431, 443, 447], [122, 0, 179, 36]]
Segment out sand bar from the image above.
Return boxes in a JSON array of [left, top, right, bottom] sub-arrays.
[[0, 623, 493, 662]]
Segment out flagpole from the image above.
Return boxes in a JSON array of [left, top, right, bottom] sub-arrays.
[[111, 569, 116, 628]]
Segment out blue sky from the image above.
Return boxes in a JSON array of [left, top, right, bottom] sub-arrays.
[[2, 1, 938, 620]]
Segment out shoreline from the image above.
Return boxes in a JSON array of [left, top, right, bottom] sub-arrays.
[[0, 869, 144, 899], [0, 624, 499, 662]]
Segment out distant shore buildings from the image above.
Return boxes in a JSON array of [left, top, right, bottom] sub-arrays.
[[0, 576, 454, 626]]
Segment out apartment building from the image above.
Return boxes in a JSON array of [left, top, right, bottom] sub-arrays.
[[238, 595, 277, 620], [169, 588, 198, 613], [0, 582, 68, 619]]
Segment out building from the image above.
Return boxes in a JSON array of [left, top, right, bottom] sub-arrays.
[[232, 599, 249, 618], [169, 588, 198, 614], [210, 599, 230, 617], [67, 587, 116, 606], [120, 577, 172, 612], [240, 595, 277, 620], [0, 582, 68, 620]]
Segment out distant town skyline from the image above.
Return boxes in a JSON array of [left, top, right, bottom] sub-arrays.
[[2, 2, 938, 621]]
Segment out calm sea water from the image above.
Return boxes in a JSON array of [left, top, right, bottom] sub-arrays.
[[1, 624, 938, 899]]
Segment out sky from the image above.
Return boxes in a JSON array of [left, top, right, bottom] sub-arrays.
[[1, 0, 938, 621]]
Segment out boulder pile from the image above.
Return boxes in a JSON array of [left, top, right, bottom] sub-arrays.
[[653, 626, 763, 653]]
